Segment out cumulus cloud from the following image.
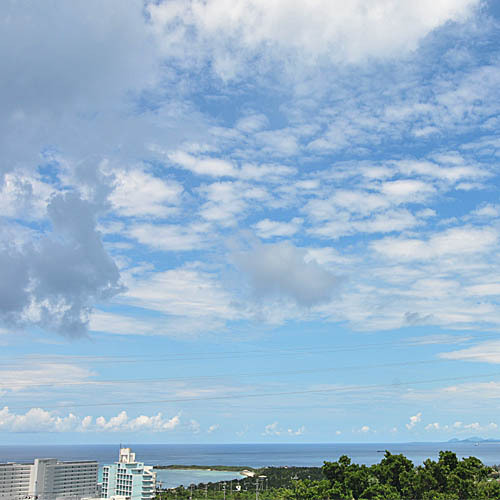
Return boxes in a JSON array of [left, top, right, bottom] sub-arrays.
[[288, 425, 305, 436], [233, 241, 340, 307], [148, 0, 480, 78], [262, 421, 304, 436], [0, 192, 122, 336], [406, 412, 422, 430], [424, 420, 498, 433], [95, 411, 180, 432], [425, 422, 441, 431], [0, 407, 181, 433]]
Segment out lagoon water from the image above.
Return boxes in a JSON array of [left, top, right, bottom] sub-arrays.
[[1, 443, 499, 488]]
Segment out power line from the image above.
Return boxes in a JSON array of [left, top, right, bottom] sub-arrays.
[[3, 349, 500, 389], [0, 356, 477, 389], [7, 370, 500, 411], [0, 333, 492, 367]]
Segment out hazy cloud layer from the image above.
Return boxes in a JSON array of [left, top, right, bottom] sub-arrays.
[[234, 241, 341, 307]]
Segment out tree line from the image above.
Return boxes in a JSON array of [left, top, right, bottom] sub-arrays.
[[156, 451, 500, 499]]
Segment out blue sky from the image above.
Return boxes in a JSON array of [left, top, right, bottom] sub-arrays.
[[1, 0, 500, 445]]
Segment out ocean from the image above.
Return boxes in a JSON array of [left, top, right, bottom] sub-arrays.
[[1, 443, 498, 489]]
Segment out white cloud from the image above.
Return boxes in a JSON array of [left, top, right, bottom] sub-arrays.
[[89, 310, 226, 337], [109, 168, 183, 218], [407, 334, 472, 345], [311, 209, 420, 239], [304, 247, 352, 266], [465, 284, 500, 297], [95, 411, 180, 432], [262, 421, 304, 436], [188, 419, 201, 434], [123, 265, 239, 320], [424, 420, 497, 433], [404, 381, 500, 404], [288, 425, 305, 436], [127, 222, 209, 251], [372, 226, 498, 261], [255, 129, 299, 156], [0, 173, 54, 219], [0, 407, 180, 433], [198, 181, 268, 226], [207, 424, 220, 433], [169, 151, 237, 177], [236, 113, 269, 133], [307, 190, 390, 219], [360, 425, 370, 433], [380, 179, 434, 201], [149, 0, 480, 79], [406, 412, 422, 430], [440, 340, 500, 364], [425, 422, 442, 431], [238, 163, 297, 182], [0, 363, 93, 393], [254, 218, 302, 238], [262, 421, 281, 436], [394, 158, 488, 184], [471, 204, 500, 218]]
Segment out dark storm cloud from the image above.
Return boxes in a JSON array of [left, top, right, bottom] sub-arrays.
[[0, 192, 123, 337]]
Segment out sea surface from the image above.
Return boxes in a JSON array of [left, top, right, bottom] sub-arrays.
[[1, 443, 499, 488]]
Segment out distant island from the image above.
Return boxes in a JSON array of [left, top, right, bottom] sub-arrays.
[[448, 436, 500, 443]]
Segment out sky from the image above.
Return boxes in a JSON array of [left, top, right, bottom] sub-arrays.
[[1, 0, 500, 445]]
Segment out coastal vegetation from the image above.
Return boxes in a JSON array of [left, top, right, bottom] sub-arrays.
[[155, 451, 500, 499]]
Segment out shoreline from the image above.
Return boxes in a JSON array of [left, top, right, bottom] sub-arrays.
[[154, 465, 252, 473]]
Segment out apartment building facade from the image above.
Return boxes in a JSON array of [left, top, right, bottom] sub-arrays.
[[0, 458, 98, 500]]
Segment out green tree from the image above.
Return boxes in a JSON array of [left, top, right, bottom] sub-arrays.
[[360, 483, 401, 500], [373, 451, 413, 493]]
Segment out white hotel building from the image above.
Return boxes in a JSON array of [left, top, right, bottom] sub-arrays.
[[0, 458, 98, 500], [101, 448, 156, 500]]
